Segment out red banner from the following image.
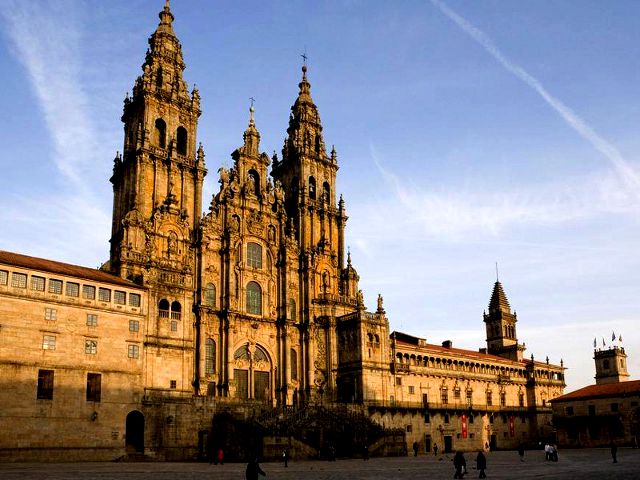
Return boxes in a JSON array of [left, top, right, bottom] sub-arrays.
[[509, 416, 515, 437], [461, 414, 468, 439]]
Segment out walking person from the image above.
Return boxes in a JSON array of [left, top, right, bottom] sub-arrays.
[[217, 448, 224, 465], [453, 451, 466, 478], [517, 444, 525, 462], [246, 457, 266, 480], [413, 441, 419, 457], [434, 443, 438, 456], [282, 448, 289, 467], [610, 441, 618, 463], [476, 450, 487, 478]]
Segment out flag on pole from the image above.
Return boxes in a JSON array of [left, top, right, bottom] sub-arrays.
[[593, 338, 597, 348], [619, 335, 623, 342], [612, 331, 616, 341], [602, 337, 606, 347]]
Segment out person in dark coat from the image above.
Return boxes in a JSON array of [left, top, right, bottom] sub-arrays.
[[433, 443, 438, 456], [517, 444, 525, 462], [413, 441, 419, 457], [476, 450, 487, 478], [282, 448, 289, 467], [610, 441, 618, 463], [453, 451, 466, 478], [246, 457, 266, 480]]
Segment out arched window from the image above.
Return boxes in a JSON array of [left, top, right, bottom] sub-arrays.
[[156, 67, 163, 89], [246, 281, 262, 315], [247, 242, 262, 269], [176, 126, 187, 155], [247, 169, 260, 197], [289, 298, 296, 322], [171, 301, 181, 320], [155, 119, 166, 149], [205, 283, 216, 307], [158, 299, 170, 318], [323, 181, 330, 204], [290, 348, 298, 381], [205, 339, 216, 374], [308, 176, 316, 199]]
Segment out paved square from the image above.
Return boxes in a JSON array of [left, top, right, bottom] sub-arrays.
[[0, 449, 638, 479]]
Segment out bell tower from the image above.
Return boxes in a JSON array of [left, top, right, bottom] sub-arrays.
[[107, 1, 207, 395], [109, 0, 206, 283], [594, 346, 630, 385], [483, 281, 525, 361]]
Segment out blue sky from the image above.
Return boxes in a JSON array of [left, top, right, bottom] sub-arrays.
[[1, 0, 639, 392]]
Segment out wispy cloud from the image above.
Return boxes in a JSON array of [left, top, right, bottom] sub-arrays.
[[430, 0, 640, 195], [0, 1, 97, 192], [368, 144, 637, 240]]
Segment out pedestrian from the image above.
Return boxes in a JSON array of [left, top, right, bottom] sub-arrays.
[[517, 444, 525, 462], [453, 450, 466, 478], [485, 442, 489, 452], [363, 444, 369, 461], [413, 441, 419, 457], [544, 443, 550, 461], [217, 448, 224, 465], [245, 457, 266, 480], [476, 450, 487, 478], [282, 448, 289, 467], [633, 436, 639, 449], [551, 444, 558, 462], [610, 441, 618, 463], [434, 443, 438, 456]]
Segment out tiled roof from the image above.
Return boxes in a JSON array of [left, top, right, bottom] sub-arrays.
[[0, 250, 142, 289], [551, 380, 640, 403], [395, 338, 517, 365]]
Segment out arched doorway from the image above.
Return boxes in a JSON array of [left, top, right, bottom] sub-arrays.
[[126, 410, 144, 453]]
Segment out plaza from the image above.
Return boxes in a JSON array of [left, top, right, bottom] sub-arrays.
[[0, 449, 638, 480]]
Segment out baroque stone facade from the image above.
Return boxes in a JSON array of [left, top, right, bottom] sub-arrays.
[[0, 1, 565, 460]]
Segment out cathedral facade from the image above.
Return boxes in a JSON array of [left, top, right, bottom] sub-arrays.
[[0, 2, 564, 461]]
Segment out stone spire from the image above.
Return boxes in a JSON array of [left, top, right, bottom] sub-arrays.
[[488, 281, 511, 315], [132, 0, 191, 103], [241, 105, 261, 158], [282, 65, 329, 163]]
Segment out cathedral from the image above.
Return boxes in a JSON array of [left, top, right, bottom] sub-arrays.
[[0, 2, 565, 461]]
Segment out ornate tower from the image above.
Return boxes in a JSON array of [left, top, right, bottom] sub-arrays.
[[108, 1, 206, 395], [594, 346, 630, 385], [271, 65, 357, 402], [483, 281, 525, 361]]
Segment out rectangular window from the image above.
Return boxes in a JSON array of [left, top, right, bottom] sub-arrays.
[[129, 319, 140, 332], [502, 414, 507, 423], [170, 380, 177, 389], [0, 270, 8, 285], [406, 425, 412, 433], [128, 344, 139, 358], [466, 389, 473, 405], [170, 320, 178, 332], [48, 279, 63, 294], [45, 308, 57, 321], [247, 242, 262, 268], [66, 282, 79, 297], [408, 385, 415, 395], [486, 391, 493, 406], [441, 388, 448, 404], [519, 393, 525, 407], [86, 314, 98, 326], [489, 415, 494, 424], [129, 293, 141, 307], [469, 414, 474, 424], [82, 285, 96, 300], [454, 387, 461, 400], [31, 276, 45, 291], [98, 288, 111, 302], [85, 339, 98, 355], [12, 272, 27, 288], [114, 290, 126, 305], [42, 335, 56, 350], [500, 392, 506, 407], [588, 405, 596, 416], [395, 377, 402, 386], [86, 373, 101, 402], [37, 369, 54, 400], [424, 412, 430, 424], [566, 406, 574, 416]]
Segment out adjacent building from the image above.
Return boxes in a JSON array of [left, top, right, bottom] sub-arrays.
[[551, 346, 639, 447]]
